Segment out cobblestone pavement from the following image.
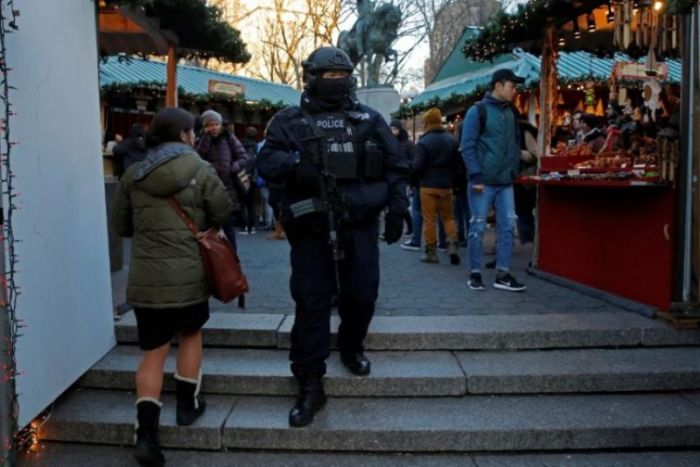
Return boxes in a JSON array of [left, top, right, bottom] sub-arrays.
[[112, 227, 623, 317], [212, 227, 622, 316]]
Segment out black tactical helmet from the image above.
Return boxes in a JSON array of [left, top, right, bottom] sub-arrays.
[[302, 47, 354, 85]]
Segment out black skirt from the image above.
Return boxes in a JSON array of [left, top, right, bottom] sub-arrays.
[[133, 301, 210, 351]]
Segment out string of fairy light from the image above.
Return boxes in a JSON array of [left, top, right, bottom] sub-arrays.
[[0, 0, 21, 463], [462, 0, 691, 62]]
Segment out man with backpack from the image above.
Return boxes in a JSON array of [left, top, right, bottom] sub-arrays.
[[460, 69, 527, 292]]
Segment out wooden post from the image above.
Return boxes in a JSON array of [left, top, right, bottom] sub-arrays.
[[533, 27, 557, 268], [166, 42, 177, 107]]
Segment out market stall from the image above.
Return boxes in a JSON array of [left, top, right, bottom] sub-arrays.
[[463, 0, 699, 311]]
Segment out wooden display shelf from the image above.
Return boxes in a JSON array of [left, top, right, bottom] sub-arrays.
[[518, 177, 667, 189]]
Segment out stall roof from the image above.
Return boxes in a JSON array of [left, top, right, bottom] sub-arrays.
[[100, 56, 300, 106], [409, 50, 681, 109]]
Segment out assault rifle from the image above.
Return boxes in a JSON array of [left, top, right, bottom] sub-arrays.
[[293, 110, 346, 295]]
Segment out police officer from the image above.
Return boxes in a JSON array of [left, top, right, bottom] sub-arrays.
[[257, 47, 408, 427]]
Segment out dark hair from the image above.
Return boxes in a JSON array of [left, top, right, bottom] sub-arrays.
[[580, 113, 599, 129], [194, 115, 203, 135], [146, 108, 195, 148], [491, 78, 508, 91], [246, 126, 258, 139]]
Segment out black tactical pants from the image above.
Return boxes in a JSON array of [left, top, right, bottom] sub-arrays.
[[287, 220, 379, 378]]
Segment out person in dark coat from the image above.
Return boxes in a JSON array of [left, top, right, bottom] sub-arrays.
[[238, 126, 261, 234], [195, 109, 250, 248], [390, 118, 414, 239], [257, 46, 408, 428], [413, 107, 461, 265], [112, 124, 147, 177], [515, 121, 538, 245], [112, 108, 232, 467], [580, 113, 606, 154]]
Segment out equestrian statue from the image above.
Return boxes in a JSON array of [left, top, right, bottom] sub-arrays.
[[337, 0, 401, 87]]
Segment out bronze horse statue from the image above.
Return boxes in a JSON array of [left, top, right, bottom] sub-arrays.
[[337, 1, 401, 86]]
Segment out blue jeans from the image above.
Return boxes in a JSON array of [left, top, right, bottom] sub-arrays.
[[409, 188, 445, 247], [468, 184, 516, 273]]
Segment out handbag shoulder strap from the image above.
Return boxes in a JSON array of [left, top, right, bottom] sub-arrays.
[[167, 197, 201, 238]]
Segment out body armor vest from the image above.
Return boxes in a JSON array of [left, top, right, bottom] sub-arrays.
[[308, 112, 383, 181], [315, 112, 357, 180]]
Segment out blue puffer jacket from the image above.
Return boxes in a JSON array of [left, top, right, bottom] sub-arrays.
[[460, 93, 521, 185]]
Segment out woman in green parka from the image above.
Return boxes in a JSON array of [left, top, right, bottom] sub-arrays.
[[112, 108, 232, 467]]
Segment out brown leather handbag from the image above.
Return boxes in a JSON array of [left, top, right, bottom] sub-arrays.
[[168, 198, 249, 303]]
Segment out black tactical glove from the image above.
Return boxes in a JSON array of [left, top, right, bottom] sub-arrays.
[[294, 163, 323, 191], [383, 212, 404, 245]]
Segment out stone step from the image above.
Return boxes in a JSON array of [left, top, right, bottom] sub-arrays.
[[41, 390, 232, 450], [42, 389, 700, 452], [224, 394, 700, 452], [79, 345, 700, 396], [19, 443, 700, 467], [115, 312, 285, 348], [78, 346, 466, 397], [115, 310, 700, 350], [457, 346, 700, 394]]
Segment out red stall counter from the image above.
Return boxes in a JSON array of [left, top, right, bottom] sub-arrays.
[[532, 180, 676, 311]]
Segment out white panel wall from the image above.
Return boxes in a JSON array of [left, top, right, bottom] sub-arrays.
[[8, 0, 115, 427]]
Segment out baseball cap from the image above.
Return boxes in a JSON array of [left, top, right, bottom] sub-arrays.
[[491, 69, 525, 85]]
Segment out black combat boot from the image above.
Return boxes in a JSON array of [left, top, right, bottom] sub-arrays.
[[134, 398, 165, 467], [174, 371, 207, 426], [289, 372, 327, 427], [340, 352, 371, 376]]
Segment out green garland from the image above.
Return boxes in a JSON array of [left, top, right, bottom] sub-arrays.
[[395, 72, 678, 119], [462, 0, 559, 62], [463, 0, 691, 62], [104, 0, 250, 65], [101, 81, 288, 113]]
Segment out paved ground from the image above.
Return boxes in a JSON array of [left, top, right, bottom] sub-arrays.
[[112, 227, 623, 317]]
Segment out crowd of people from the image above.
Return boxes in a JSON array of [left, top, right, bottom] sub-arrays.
[[111, 45, 538, 466], [392, 69, 537, 293]]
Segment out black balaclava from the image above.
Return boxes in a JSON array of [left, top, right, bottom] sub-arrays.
[[310, 75, 352, 110]]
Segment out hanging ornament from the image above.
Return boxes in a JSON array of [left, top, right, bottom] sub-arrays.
[[646, 45, 658, 76], [595, 98, 605, 116], [623, 0, 633, 49], [659, 12, 668, 53], [635, 4, 643, 46], [671, 15, 678, 49], [585, 80, 596, 113], [643, 80, 661, 120], [587, 13, 597, 32], [618, 87, 628, 106]]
